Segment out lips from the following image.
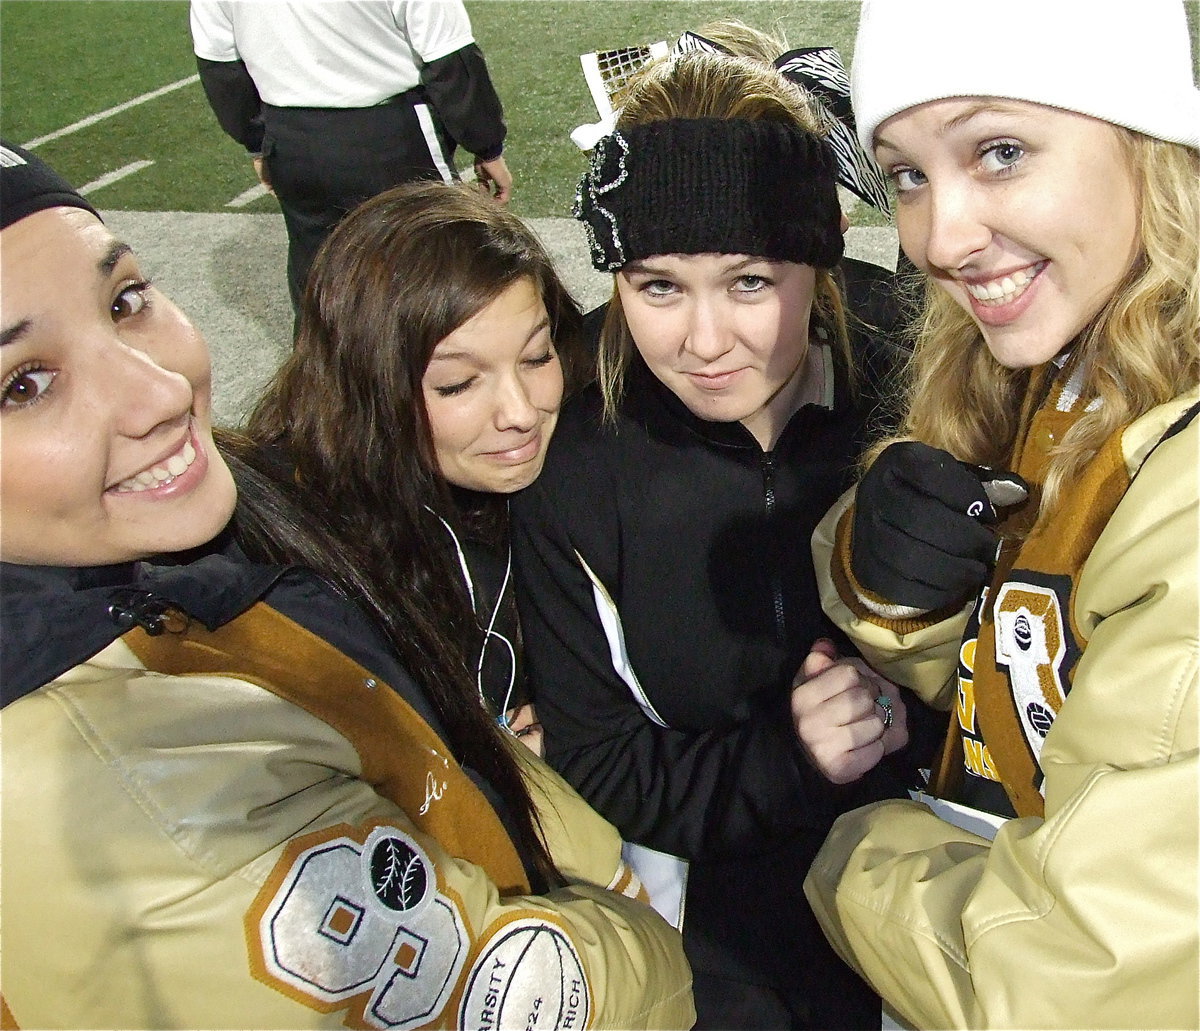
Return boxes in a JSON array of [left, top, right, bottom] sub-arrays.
[[963, 261, 1047, 307], [484, 433, 541, 464], [685, 367, 744, 390], [110, 431, 197, 494], [960, 260, 1048, 327]]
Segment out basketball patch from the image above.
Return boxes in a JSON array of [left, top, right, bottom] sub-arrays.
[[248, 823, 469, 1029], [459, 918, 591, 1030]]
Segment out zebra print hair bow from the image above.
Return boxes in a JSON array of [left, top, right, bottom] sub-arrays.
[[673, 33, 892, 215]]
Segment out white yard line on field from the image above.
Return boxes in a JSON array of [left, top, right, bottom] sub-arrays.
[[21, 74, 200, 149], [226, 183, 272, 208], [79, 160, 155, 195]]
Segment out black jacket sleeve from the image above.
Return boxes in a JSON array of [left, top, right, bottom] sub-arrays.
[[511, 475, 900, 863], [419, 43, 506, 159], [196, 56, 264, 154]]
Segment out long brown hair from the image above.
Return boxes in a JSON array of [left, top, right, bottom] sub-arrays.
[[230, 181, 585, 883]]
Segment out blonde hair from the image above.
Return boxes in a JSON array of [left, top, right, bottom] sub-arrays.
[[872, 130, 1200, 518], [597, 50, 850, 421], [688, 18, 787, 65]]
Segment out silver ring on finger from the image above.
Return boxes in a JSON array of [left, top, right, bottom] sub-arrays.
[[875, 694, 894, 731]]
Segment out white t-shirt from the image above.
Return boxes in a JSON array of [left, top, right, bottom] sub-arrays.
[[190, 0, 475, 107]]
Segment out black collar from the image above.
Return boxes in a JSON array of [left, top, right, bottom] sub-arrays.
[[1, 537, 286, 706], [623, 345, 844, 455]]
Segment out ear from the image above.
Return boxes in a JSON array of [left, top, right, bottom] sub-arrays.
[[839, 212, 850, 235]]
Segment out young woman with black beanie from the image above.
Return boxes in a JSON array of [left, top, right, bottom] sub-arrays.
[[0, 143, 694, 1030]]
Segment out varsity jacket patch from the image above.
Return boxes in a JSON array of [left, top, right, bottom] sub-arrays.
[[248, 821, 471, 1030]]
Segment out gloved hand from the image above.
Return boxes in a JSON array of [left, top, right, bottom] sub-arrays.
[[851, 441, 1029, 611]]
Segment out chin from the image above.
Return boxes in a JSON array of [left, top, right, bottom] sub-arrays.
[[981, 332, 1069, 371], [498, 457, 549, 494], [491, 472, 539, 495]]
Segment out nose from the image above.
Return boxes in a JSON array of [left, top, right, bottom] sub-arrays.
[[105, 339, 194, 439], [914, 181, 992, 274], [493, 372, 539, 431], [683, 299, 733, 363]]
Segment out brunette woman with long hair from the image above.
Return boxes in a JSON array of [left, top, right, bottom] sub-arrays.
[[0, 152, 693, 1029], [228, 180, 590, 878]]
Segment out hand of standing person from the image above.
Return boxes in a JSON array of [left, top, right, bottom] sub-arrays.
[[474, 154, 512, 203], [790, 640, 909, 784], [251, 154, 274, 194]]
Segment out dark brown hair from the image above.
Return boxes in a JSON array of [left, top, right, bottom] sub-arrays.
[[230, 181, 585, 883]]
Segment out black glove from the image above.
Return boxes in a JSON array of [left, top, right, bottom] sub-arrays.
[[851, 441, 1028, 611]]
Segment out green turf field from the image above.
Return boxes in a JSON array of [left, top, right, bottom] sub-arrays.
[[1, 1, 869, 219], [2, 2, 1197, 222]]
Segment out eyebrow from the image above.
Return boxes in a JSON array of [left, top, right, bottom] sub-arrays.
[[100, 240, 133, 278], [624, 256, 770, 276], [940, 100, 1031, 135], [0, 319, 31, 348], [876, 100, 1032, 152], [1, 240, 134, 346], [428, 316, 552, 363]]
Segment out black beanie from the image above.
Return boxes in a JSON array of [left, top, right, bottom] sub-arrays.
[[574, 118, 843, 272], [1, 140, 99, 230]]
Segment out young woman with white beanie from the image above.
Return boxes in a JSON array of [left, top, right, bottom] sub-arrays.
[[795, 1, 1199, 1026]]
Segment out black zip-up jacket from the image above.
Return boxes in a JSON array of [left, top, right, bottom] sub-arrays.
[[510, 259, 934, 1028]]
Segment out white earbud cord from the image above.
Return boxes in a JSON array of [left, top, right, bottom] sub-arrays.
[[428, 507, 518, 727]]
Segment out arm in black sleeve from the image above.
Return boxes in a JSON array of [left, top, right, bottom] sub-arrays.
[[419, 43, 506, 159], [196, 57, 265, 154], [511, 479, 898, 862]]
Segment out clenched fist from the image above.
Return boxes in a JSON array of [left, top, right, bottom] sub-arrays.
[[852, 441, 1028, 611], [790, 641, 908, 785]]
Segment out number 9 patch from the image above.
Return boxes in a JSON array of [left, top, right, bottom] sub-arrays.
[[247, 822, 469, 1029]]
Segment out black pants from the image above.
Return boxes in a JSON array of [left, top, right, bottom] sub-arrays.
[[684, 840, 881, 1030], [261, 97, 456, 312]]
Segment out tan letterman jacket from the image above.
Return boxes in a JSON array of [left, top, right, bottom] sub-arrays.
[[1, 599, 694, 1030], [804, 383, 1198, 1029]]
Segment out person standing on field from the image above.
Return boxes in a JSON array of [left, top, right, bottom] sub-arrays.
[[190, 0, 513, 312]]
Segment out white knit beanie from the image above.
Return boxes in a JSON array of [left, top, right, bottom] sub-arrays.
[[852, 0, 1200, 153]]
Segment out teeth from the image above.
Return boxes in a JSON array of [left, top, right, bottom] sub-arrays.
[[113, 439, 196, 494], [966, 263, 1042, 305]]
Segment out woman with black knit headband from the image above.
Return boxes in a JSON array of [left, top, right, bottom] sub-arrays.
[[510, 48, 939, 1029]]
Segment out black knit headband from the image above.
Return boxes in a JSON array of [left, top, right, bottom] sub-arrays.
[[673, 35, 892, 214], [1, 140, 99, 230], [574, 118, 844, 272]]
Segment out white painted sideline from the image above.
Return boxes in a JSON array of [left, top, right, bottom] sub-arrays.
[[22, 74, 200, 149], [227, 183, 273, 209], [79, 160, 155, 196]]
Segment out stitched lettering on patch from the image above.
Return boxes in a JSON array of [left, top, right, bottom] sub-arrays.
[[459, 918, 592, 1030]]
